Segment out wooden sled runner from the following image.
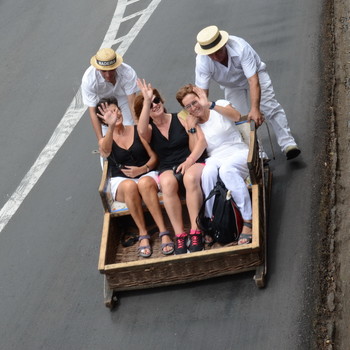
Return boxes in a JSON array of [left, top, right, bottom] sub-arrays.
[[98, 121, 272, 309]]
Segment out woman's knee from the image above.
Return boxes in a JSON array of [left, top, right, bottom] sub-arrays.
[[159, 172, 178, 195], [117, 180, 140, 201], [138, 176, 157, 193], [183, 166, 202, 188]]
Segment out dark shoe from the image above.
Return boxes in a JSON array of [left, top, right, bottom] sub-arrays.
[[159, 231, 174, 255], [284, 145, 301, 160], [188, 230, 204, 253], [174, 233, 188, 255]]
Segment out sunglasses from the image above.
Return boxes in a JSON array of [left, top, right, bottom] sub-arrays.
[[150, 96, 161, 108]]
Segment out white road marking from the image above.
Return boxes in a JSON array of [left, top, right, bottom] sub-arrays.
[[0, 0, 162, 233]]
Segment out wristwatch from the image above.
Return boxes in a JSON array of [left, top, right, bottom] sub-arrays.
[[187, 127, 197, 134], [209, 101, 216, 110]]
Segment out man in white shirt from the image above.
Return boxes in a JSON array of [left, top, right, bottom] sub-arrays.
[[195, 25, 301, 160], [81, 48, 139, 140]]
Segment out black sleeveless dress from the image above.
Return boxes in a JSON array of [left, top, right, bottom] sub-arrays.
[[150, 113, 206, 173], [108, 126, 149, 178]]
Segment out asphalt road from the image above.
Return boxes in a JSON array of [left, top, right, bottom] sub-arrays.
[[0, 0, 328, 349]]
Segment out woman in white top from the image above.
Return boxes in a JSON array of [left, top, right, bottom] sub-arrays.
[[176, 84, 252, 244]]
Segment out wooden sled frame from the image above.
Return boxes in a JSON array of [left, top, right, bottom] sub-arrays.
[[98, 121, 272, 309]]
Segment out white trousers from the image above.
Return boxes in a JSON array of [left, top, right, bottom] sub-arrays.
[[224, 71, 297, 152], [201, 148, 252, 220]]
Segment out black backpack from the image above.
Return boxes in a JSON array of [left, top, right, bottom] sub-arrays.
[[197, 177, 243, 244]]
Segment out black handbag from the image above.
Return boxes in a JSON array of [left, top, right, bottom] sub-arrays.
[[197, 177, 243, 244], [172, 165, 186, 196]]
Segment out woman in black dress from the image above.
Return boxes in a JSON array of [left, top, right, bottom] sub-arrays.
[[97, 98, 174, 257], [135, 79, 207, 255]]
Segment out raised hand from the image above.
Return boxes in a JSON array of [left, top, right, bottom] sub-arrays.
[[193, 86, 210, 109], [137, 78, 153, 104], [102, 110, 117, 126], [97, 102, 109, 119]]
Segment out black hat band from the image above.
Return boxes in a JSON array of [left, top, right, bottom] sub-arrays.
[[200, 33, 223, 50]]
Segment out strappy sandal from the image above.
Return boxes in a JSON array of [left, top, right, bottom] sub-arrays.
[[238, 222, 253, 245], [159, 231, 174, 256], [138, 234, 152, 258]]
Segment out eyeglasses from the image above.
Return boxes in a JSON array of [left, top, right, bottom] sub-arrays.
[[150, 96, 161, 108], [184, 100, 199, 111]]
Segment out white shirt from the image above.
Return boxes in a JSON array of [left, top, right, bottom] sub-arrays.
[[81, 63, 138, 125], [195, 36, 267, 90], [199, 100, 248, 159]]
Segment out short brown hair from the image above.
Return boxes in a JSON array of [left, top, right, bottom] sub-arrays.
[[176, 84, 198, 106], [133, 89, 164, 120]]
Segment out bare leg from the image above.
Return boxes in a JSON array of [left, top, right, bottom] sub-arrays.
[[116, 180, 150, 255], [183, 163, 205, 230], [138, 176, 167, 231], [184, 163, 205, 252], [159, 170, 184, 235], [138, 176, 173, 253]]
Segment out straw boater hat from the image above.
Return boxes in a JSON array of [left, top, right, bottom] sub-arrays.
[[90, 48, 123, 70], [195, 25, 229, 55]]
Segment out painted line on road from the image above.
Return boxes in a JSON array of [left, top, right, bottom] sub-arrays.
[[0, 0, 162, 233]]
